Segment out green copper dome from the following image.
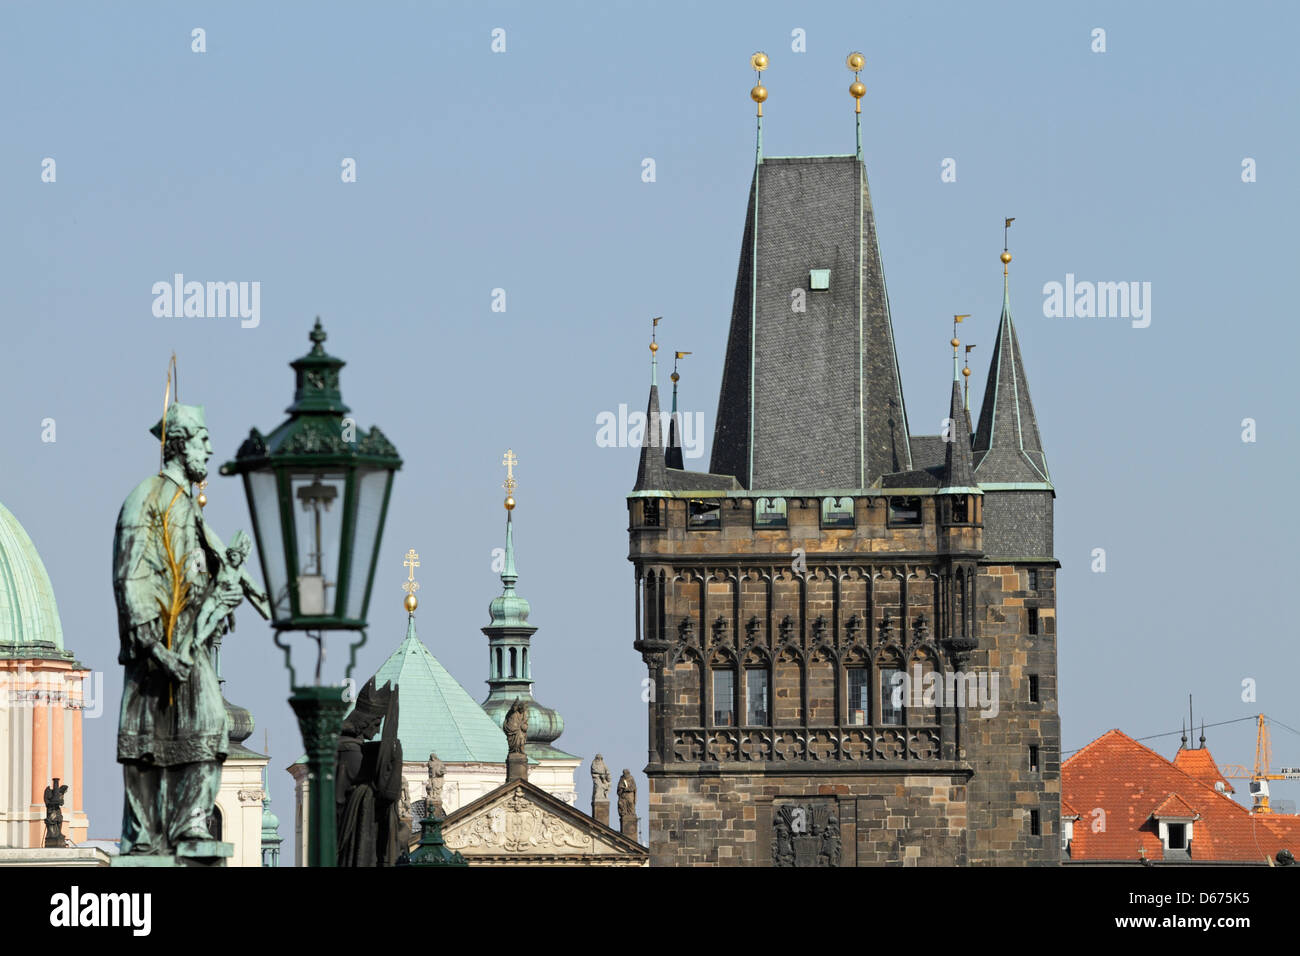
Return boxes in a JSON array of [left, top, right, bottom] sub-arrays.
[[374, 615, 509, 764], [0, 500, 65, 656]]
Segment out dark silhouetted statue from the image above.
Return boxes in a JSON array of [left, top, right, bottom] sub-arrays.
[[336, 678, 404, 866]]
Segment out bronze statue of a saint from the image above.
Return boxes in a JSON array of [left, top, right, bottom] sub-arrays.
[[504, 698, 528, 755], [114, 403, 269, 854], [44, 779, 68, 848], [335, 677, 405, 866]]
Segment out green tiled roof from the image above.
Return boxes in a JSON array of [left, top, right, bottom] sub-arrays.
[[373, 615, 507, 764]]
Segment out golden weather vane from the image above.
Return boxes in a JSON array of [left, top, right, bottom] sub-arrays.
[[672, 350, 691, 382], [402, 548, 420, 613]]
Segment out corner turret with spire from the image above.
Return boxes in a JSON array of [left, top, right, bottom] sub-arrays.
[[480, 451, 579, 782]]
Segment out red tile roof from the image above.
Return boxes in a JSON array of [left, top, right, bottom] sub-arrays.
[[1172, 746, 1235, 794], [1150, 792, 1199, 819], [1063, 729, 1300, 864]]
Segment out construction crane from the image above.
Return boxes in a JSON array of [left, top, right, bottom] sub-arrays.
[[1220, 714, 1300, 813]]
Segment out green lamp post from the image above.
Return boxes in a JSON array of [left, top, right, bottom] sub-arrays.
[[221, 318, 401, 867]]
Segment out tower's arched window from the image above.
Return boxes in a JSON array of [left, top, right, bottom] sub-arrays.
[[522, 647, 529, 678], [712, 659, 737, 727], [509, 647, 518, 678], [743, 650, 770, 726], [496, 648, 503, 679]]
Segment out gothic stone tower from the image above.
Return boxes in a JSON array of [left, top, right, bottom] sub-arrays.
[[627, 148, 1059, 866]]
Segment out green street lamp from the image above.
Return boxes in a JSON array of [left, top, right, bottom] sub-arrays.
[[221, 318, 401, 867]]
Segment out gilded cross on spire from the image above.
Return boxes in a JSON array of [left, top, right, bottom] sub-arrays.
[[402, 548, 420, 613], [502, 449, 518, 510]]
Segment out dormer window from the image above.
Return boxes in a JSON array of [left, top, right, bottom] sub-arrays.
[[951, 495, 968, 523], [1166, 823, 1187, 850], [1151, 796, 1198, 859]]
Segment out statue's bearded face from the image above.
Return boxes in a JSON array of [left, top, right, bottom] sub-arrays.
[[180, 427, 213, 483]]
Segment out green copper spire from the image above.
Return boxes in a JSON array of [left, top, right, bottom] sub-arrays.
[[259, 754, 282, 867], [488, 511, 530, 628]]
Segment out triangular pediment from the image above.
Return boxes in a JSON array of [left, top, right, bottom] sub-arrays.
[[439, 780, 647, 864]]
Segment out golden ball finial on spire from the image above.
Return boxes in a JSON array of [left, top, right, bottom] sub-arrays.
[[1001, 251, 1012, 265], [750, 52, 768, 117], [402, 548, 421, 614], [502, 449, 518, 511], [846, 51, 865, 71], [962, 365, 971, 378], [951, 337, 961, 349]]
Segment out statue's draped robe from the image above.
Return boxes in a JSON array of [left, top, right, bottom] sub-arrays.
[[113, 472, 227, 848], [336, 738, 404, 866]]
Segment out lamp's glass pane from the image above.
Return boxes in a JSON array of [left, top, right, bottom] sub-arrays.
[[248, 470, 290, 622], [345, 469, 390, 621], [290, 472, 346, 616]]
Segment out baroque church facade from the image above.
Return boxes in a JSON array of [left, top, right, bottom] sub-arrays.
[[628, 134, 1059, 864]]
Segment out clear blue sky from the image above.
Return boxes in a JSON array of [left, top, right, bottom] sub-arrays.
[[3, 1, 1299, 852]]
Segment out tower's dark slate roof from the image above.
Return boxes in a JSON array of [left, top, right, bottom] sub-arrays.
[[709, 156, 912, 490], [941, 379, 977, 490], [665, 379, 684, 470], [633, 383, 667, 492], [972, 279, 1049, 483], [909, 435, 946, 474]]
